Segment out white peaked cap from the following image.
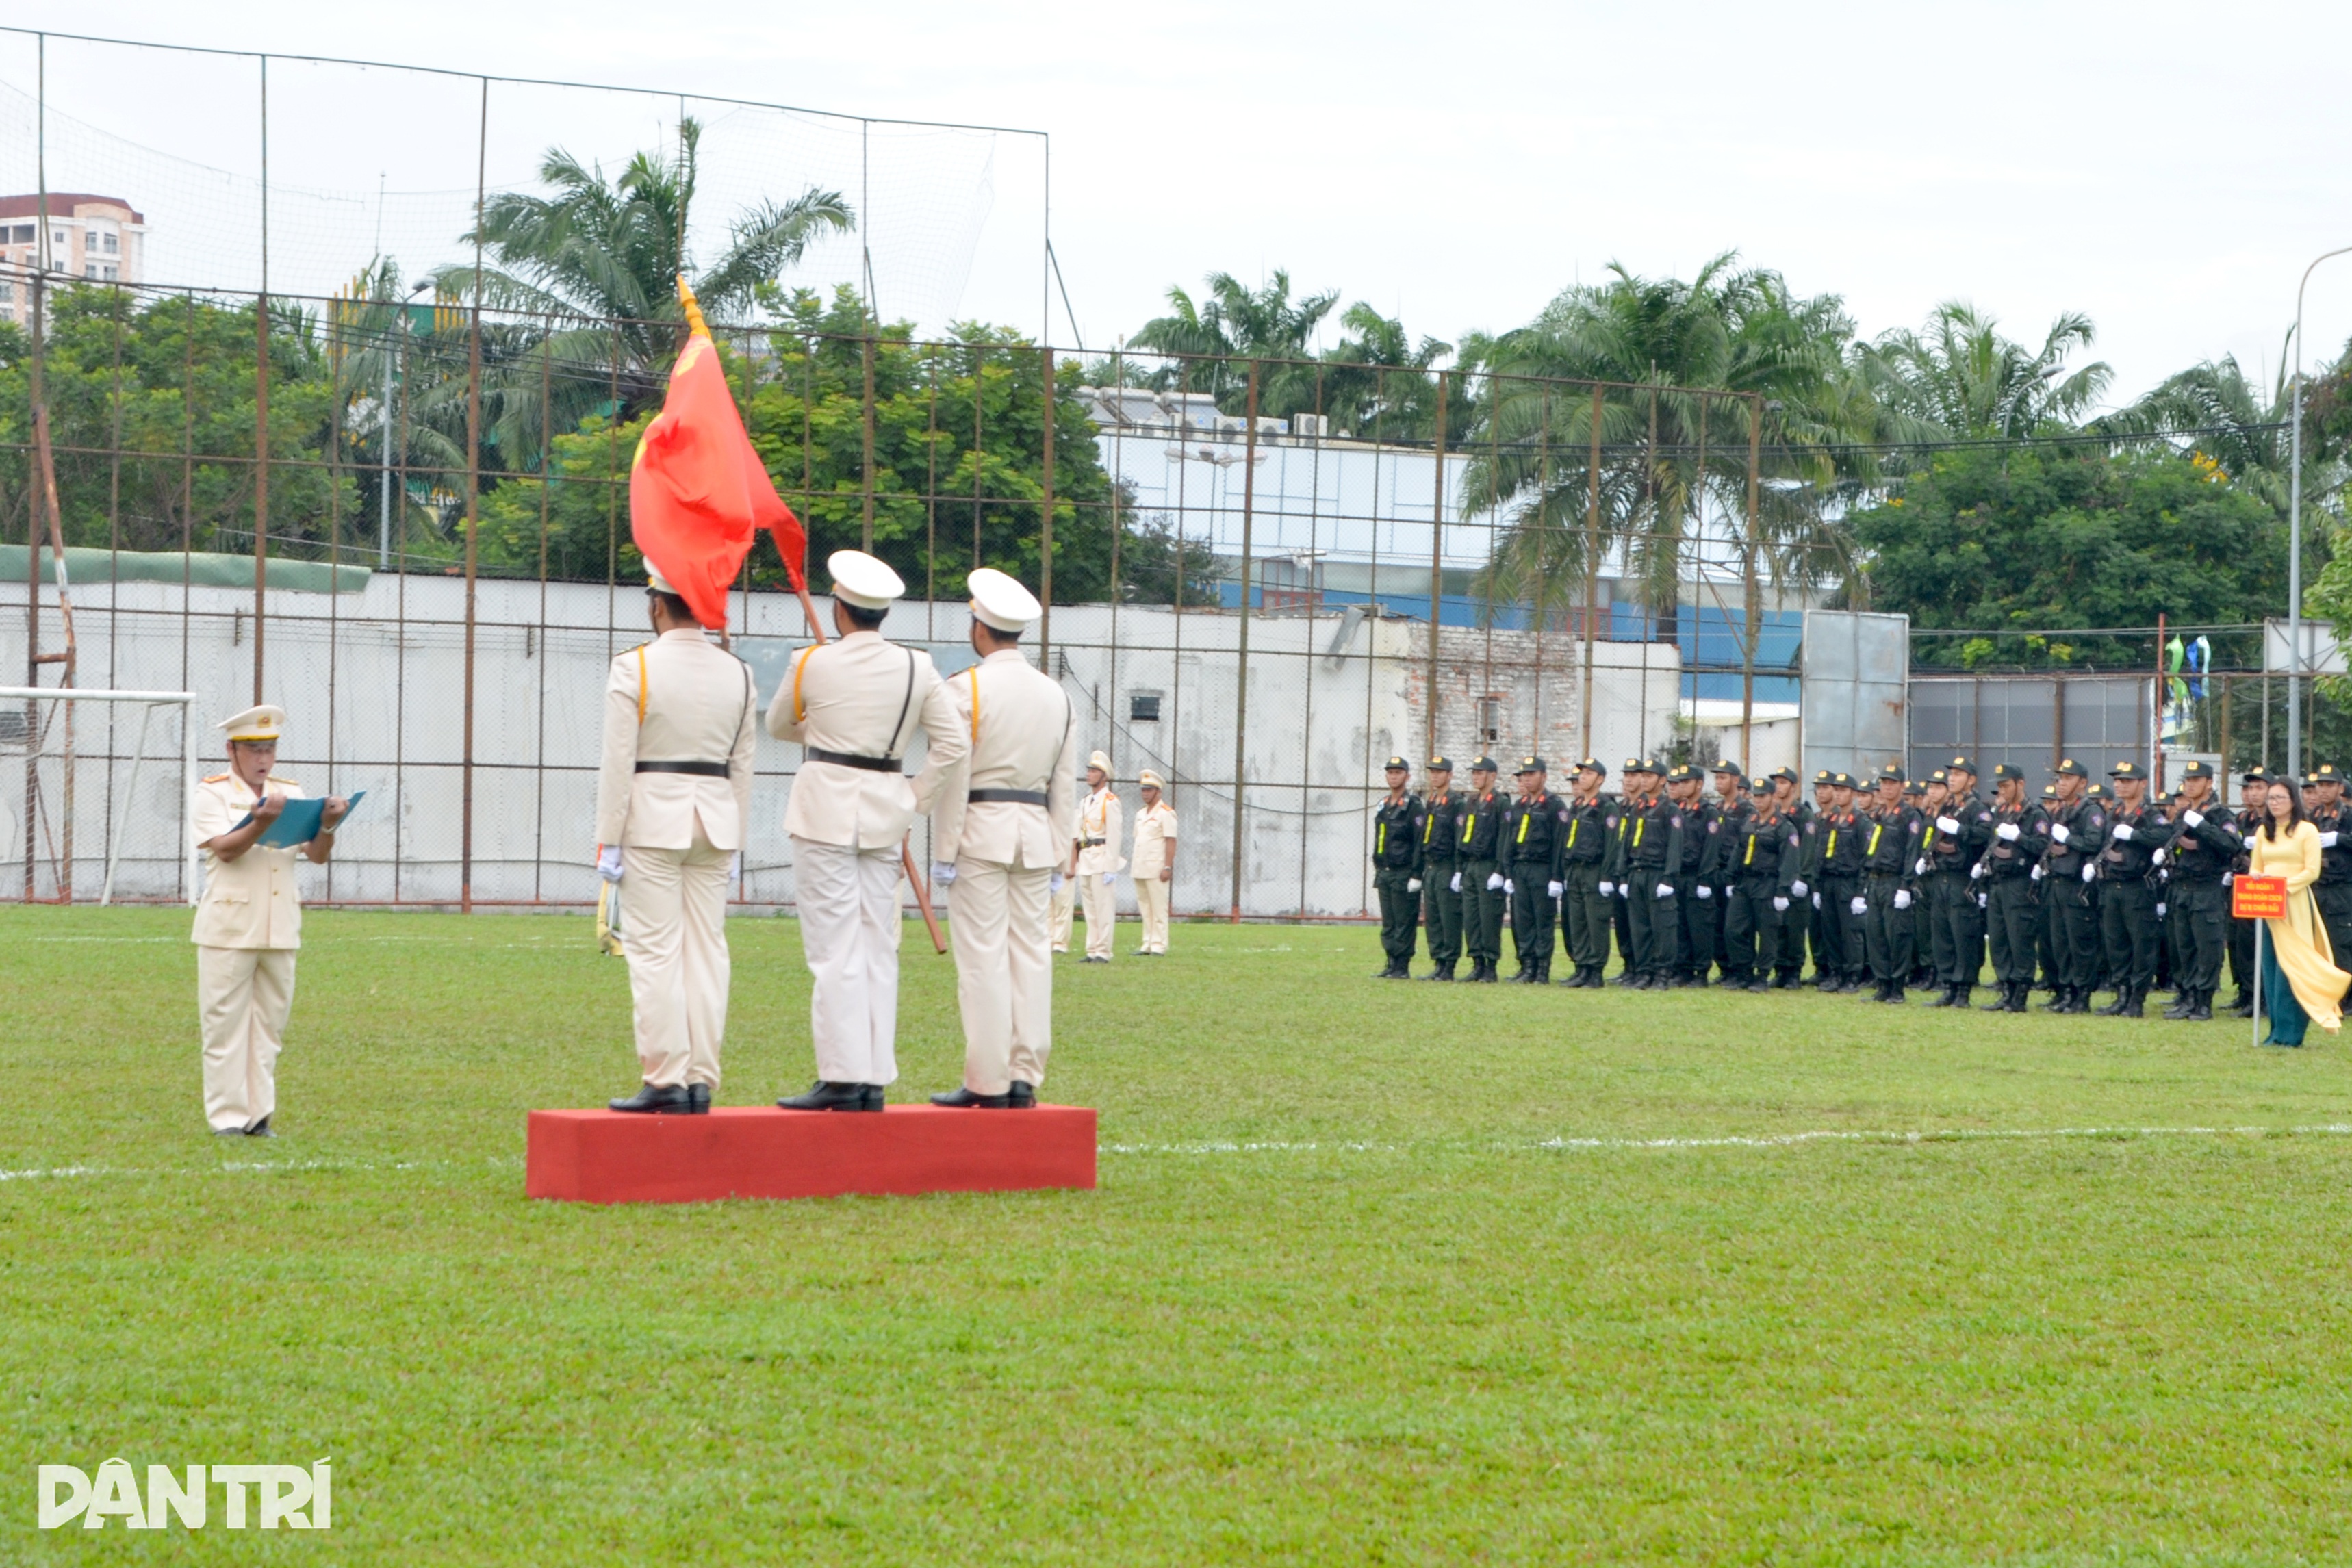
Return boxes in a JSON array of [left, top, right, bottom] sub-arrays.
[[218, 704, 287, 742], [647, 565, 679, 595], [828, 550, 905, 611], [1088, 750, 1112, 773], [967, 567, 1041, 633], [1140, 769, 1165, 789]]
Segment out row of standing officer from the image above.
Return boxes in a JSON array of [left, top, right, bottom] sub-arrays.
[[1372, 749, 2275, 1017]]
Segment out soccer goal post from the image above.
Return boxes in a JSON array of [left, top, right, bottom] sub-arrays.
[[0, 686, 197, 907]]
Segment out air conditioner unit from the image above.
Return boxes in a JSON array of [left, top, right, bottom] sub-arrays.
[[1292, 413, 1327, 439]]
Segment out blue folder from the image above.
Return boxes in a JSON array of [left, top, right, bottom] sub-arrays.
[[235, 789, 366, 847]]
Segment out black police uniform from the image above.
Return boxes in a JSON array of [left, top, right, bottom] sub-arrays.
[[1502, 774, 1569, 982], [2226, 784, 2266, 1011], [2096, 779, 2174, 1016], [1861, 788, 1926, 1001], [1672, 784, 1716, 984], [2310, 771, 2352, 978], [1560, 773, 1616, 986], [2035, 777, 2106, 1012], [2164, 781, 2243, 1020], [1780, 794, 1819, 986], [1455, 773, 1508, 982], [1922, 787, 1993, 1005], [1611, 786, 1687, 987], [1818, 788, 1869, 990], [1370, 778, 1424, 978], [1726, 801, 1802, 989], [1417, 766, 1467, 979], [1701, 775, 1751, 978], [1977, 784, 2047, 1010]]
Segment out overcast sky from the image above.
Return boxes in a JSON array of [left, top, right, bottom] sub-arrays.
[[8, 0, 2351, 407]]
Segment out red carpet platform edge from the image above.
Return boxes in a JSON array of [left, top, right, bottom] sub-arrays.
[[526, 1104, 1098, 1204]]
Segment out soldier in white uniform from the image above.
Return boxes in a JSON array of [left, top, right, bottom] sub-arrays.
[[189, 705, 349, 1137], [594, 569, 760, 1114], [1130, 771, 1178, 955], [926, 568, 1078, 1107], [766, 550, 967, 1109], [1073, 751, 1125, 962]]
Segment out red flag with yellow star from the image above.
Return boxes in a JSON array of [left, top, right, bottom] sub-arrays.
[[628, 279, 806, 626]]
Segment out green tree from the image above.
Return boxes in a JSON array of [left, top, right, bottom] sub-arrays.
[[1856, 302, 2110, 440], [1851, 446, 2285, 671], [1129, 270, 1338, 416]]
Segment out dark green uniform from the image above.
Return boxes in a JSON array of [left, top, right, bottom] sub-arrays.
[[1861, 797, 1926, 1001], [1503, 786, 1570, 981], [2166, 788, 2243, 1019], [1371, 788, 1424, 977], [1703, 788, 1752, 981], [1726, 804, 1802, 988], [2097, 793, 2174, 1014], [2312, 793, 2352, 978], [1978, 793, 2047, 1009], [1560, 787, 1615, 986], [1815, 801, 1865, 990], [1923, 793, 1993, 1003], [2225, 795, 2264, 1011], [1778, 801, 1818, 986], [1417, 781, 1467, 977], [2040, 787, 2107, 1012], [1673, 793, 1716, 984], [1456, 782, 1507, 980], [1610, 792, 1687, 987]]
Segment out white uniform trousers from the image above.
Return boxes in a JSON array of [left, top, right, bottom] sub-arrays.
[[621, 829, 732, 1090], [1136, 875, 1172, 954], [794, 836, 906, 1085], [947, 858, 1055, 1094], [1049, 875, 1076, 951], [1081, 871, 1117, 959], [198, 945, 296, 1133]]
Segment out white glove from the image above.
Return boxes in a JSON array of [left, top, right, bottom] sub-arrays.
[[2324, 832, 2341, 849], [597, 844, 624, 883], [1696, 884, 1713, 900], [1598, 880, 1615, 897], [1450, 872, 1462, 892], [1969, 862, 1984, 880], [1616, 883, 1629, 899], [1936, 815, 1960, 834], [1996, 823, 2021, 842], [1487, 873, 1504, 890], [1504, 879, 1516, 894], [1894, 889, 1913, 910], [1656, 882, 1674, 899], [1103, 871, 1119, 886], [1914, 857, 1928, 876], [2156, 903, 2166, 918], [2112, 823, 2133, 842], [1050, 872, 1066, 893], [2184, 810, 2205, 828], [1811, 891, 1822, 910], [2051, 823, 2071, 845], [2222, 871, 2234, 886], [1547, 880, 1563, 899], [1977, 892, 1989, 910], [1850, 896, 1868, 916], [932, 861, 958, 886], [2082, 863, 2097, 883], [1791, 878, 1808, 897], [1407, 878, 1422, 893], [729, 851, 743, 885], [2152, 848, 2168, 866], [2030, 864, 2045, 882], [1773, 896, 1789, 912]]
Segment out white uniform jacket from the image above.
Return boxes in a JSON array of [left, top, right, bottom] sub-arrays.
[[190, 773, 309, 949], [765, 630, 967, 850], [1076, 788, 1125, 875], [596, 628, 760, 851], [1132, 801, 1178, 877], [930, 648, 1079, 869]]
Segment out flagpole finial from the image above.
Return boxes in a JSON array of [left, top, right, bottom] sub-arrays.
[[677, 274, 710, 339]]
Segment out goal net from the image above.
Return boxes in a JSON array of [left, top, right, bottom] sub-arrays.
[[0, 686, 196, 905]]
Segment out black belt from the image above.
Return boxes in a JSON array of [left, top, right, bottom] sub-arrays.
[[970, 788, 1049, 806], [1082, 837, 1107, 847], [635, 760, 730, 777], [807, 747, 902, 773]]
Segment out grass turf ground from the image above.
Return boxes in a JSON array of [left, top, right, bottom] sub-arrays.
[[5, 906, 2352, 1565]]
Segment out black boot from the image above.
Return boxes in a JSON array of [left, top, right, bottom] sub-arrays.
[[2188, 990, 2215, 1021], [2162, 990, 2193, 1019], [1980, 983, 2012, 1010], [1952, 984, 1973, 1009], [1923, 984, 1956, 1009], [1425, 961, 1456, 982], [2119, 986, 2146, 1018], [1887, 984, 1906, 1004]]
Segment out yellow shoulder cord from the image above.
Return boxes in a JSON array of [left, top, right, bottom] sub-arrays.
[[1867, 823, 1883, 857], [1377, 821, 1386, 856], [1461, 807, 1477, 845], [967, 667, 981, 744], [1516, 810, 1531, 844], [635, 646, 648, 725], [793, 646, 813, 725], [1744, 830, 1756, 867]]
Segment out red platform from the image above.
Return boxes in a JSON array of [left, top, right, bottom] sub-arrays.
[[526, 1104, 1097, 1205]]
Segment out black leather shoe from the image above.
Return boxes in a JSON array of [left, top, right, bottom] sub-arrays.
[[610, 1083, 693, 1114], [687, 1084, 713, 1114], [245, 1116, 276, 1138], [2188, 999, 2215, 1022], [929, 1085, 1014, 1108], [779, 1081, 871, 1111], [1008, 1082, 1036, 1108]]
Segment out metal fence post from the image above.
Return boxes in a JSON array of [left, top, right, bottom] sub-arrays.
[[1427, 369, 1448, 761], [1231, 361, 1259, 921]]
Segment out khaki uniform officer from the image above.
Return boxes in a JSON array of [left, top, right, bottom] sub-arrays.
[[766, 550, 967, 1111], [1071, 752, 1125, 962], [593, 569, 759, 1114], [926, 569, 1079, 1107], [190, 705, 349, 1137], [1131, 771, 1178, 955]]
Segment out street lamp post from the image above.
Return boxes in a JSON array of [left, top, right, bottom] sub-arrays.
[[2289, 245, 2352, 775]]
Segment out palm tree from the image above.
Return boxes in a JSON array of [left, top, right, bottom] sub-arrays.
[[411, 116, 852, 458], [1129, 270, 1338, 413], [1855, 302, 2109, 440]]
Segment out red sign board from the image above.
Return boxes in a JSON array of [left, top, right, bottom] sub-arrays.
[[2233, 874, 2288, 920]]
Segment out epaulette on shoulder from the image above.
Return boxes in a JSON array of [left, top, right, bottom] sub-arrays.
[[202, 773, 231, 784], [268, 777, 301, 789]]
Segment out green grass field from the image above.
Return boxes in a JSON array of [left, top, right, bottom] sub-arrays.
[[6, 905, 2352, 1565]]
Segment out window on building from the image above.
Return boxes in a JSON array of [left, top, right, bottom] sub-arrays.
[[1479, 695, 1503, 744], [101, 233, 118, 254], [51, 229, 65, 248], [84, 262, 97, 279], [102, 265, 117, 281], [1129, 692, 1162, 723], [0, 281, 14, 305], [10, 225, 30, 244]]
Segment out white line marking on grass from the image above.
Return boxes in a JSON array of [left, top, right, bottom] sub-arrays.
[[1530, 1123, 2352, 1152], [0, 1164, 111, 1181], [25, 936, 177, 943]]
